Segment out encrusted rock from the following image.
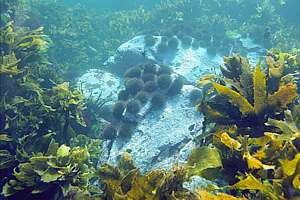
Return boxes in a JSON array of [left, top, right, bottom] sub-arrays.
[[77, 69, 122, 101], [80, 34, 264, 172], [107, 85, 203, 172], [104, 35, 223, 83]]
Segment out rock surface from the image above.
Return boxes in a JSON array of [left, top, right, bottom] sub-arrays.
[[78, 34, 264, 172], [107, 85, 202, 172], [104, 35, 156, 75], [104, 35, 223, 83], [77, 69, 122, 101]]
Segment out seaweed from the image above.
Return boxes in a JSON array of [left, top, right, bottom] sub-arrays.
[[194, 52, 300, 199], [97, 153, 190, 200], [2, 141, 92, 197], [199, 53, 299, 137], [0, 22, 102, 199]]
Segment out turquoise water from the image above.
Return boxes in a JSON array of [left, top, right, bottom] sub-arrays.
[[1, 0, 300, 199]]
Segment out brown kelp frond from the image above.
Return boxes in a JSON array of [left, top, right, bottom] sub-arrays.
[[221, 54, 253, 100], [253, 62, 267, 115], [97, 153, 190, 200], [195, 51, 300, 199], [199, 53, 299, 137], [2, 140, 92, 197], [267, 82, 298, 111], [0, 53, 21, 76], [0, 22, 102, 199], [212, 82, 254, 115]]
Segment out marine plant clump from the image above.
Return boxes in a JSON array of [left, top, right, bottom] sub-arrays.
[[198, 53, 299, 136], [112, 101, 126, 120], [151, 92, 166, 109], [70, 134, 102, 166], [2, 140, 93, 198], [126, 99, 141, 115], [0, 22, 103, 199], [157, 74, 172, 90], [124, 66, 142, 78], [97, 153, 192, 199], [193, 51, 300, 199], [102, 124, 118, 140], [125, 78, 144, 95], [118, 89, 130, 101]]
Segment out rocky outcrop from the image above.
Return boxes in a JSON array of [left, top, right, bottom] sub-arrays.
[[78, 35, 223, 172], [106, 85, 202, 172], [77, 69, 122, 101], [78, 34, 262, 172], [104, 35, 223, 83]]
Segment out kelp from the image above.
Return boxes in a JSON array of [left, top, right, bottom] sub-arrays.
[[70, 134, 102, 167], [267, 82, 298, 111], [0, 53, 20, 76], [0, 22, 103, 199], [253, 63, 267, 114], [1, 140, 92, 197], [212, 82, 254, 115], [199, 52, 299, 137], [97, 153, 191, 200], [195, 190, 246, 200], [186, 146, 222, 179], [194, 52, 300, 199]]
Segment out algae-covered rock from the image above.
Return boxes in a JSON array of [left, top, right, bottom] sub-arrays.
[[103, 35, 224, 83], [106, 85, 203, 172], [77, 69, 122, 101], [81, 35, 263, 173]]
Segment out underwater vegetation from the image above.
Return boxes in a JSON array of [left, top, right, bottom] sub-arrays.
[[102, 124, 118, 140], [0, 22, 103, 199], [112, 101, 126, 120], [4, 0, 299, 83], [97, 153, 189, 199], [195, 51, 300, 199], [2, 0, 300, 199], [126, 99, 141, 115]]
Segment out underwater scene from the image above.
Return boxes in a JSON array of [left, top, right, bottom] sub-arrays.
[[1, 0, 300, 199]]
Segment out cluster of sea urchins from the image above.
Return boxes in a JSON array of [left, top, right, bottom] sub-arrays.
[[102, 63, 184, 140]]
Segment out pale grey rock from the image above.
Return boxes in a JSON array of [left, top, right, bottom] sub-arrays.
[[77, 69, 122, 101], [81, 35, 264, 172], [104, 35, 223, 83], [168, 47, 223, 83], [107, 85, 203, 172], [104, 35, 156, 75]]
